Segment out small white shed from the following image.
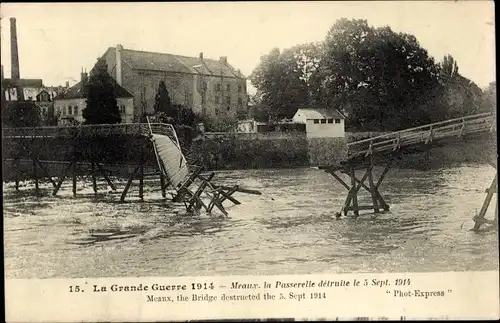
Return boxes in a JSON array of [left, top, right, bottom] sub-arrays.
[[292, 108, 345, 138]]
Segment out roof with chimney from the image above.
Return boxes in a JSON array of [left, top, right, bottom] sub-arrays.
[[104, 46, 246, 78], [54, 78, 133, 100]]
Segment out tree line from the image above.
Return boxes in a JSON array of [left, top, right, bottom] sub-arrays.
[[250, 18, 496, 131]]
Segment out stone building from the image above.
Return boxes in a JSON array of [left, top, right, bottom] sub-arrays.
[[53, 71, 134, 125], [100, 45, 248, 121]]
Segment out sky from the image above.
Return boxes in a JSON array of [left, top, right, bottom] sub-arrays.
[[0, 1, 495, 94]]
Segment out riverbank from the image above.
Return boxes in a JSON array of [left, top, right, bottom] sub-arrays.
[[189, 132, 495, 171], [2, 131, 495, 182]]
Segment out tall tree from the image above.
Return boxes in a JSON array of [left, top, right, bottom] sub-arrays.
[[153, 80, 174, 116], [83, 58, 121, 124], [438, 55, 483, 117], [317, 19, 446, 130], [479, 81, 496, 113], [250, 47, 309, 121]]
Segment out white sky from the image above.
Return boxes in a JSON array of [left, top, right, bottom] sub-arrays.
[[0, 1, 495, 94]]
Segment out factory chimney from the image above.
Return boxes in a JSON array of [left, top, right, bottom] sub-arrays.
[[10, 18, 20, 80]]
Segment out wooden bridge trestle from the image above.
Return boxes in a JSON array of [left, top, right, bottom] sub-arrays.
[[320, 112, 497, 226], [3, 122, 262, 216], [322, 152, 399, 217]]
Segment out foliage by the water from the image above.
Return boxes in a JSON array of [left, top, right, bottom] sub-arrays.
[[250, 18, 496, 131], [153, 80, 174, 117], [82, 58, 122, 125], [2, 101, 42, 127]]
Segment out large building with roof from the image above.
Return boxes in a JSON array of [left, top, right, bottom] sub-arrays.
[[53, 71, 134, 125], [101, 44, 248, 122]]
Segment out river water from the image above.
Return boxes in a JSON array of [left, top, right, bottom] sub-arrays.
[[3, 164, 498, 279]]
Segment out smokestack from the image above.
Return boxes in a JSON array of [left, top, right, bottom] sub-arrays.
[[199, 52, 204, 60], [10, 18, 20, 80], [220, 56, 227, 64], [116, 44, 123, 85]]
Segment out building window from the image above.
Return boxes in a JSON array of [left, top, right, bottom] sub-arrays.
[[62, 107, 66, 116], [335, 119, 341, 124], [238, 97, 242, 106], [215, 96, 219, 104], [227, 106, 230, 111], [238, 84, 242, 93], [215, 108, 219, 116], [215, 83, 221, 91], [226, 96, 230, 105], [327, 119, 333, 124], [203, 82, 208, 91], [68, 106, 73, 115], [321, 119, 326, 124], [74, 107, 79, 115], [226, 84, 230, 92], [314, 119, 319, 124]]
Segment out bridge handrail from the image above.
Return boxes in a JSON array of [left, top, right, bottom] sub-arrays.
[[347, 112, 494, 148], [2, 122, 178, 139]]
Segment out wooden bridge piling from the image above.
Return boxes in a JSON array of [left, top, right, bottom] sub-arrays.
[[32, 157, 39, 195], [473, 173, 498, 230], [91, 161, 97, 194], [368, 155, 380, 214], [72, 160, 77, 197], [14, 157, 20, 191], [139, 154, 145, 201]]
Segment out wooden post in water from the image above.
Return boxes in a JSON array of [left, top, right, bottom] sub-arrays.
[[120, 162, 141, 202], [367, 156, 380, 214], [139, 155, 144, 201], [14, 157, 20, 191], [350, 166, 360, 217], [32, 158, 39, 195], [94, 160, 116, 191], [159, 173, 167, 198], [52, 161, 73, 196], [72, 160, 77, 197], [91, 161, 98, 194], [474, 173, 497, 230]]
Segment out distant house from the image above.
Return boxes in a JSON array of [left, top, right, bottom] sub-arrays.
[[292, 108, 345, 138], [1, 78, 62, 123], [53, 71, 134, 125]]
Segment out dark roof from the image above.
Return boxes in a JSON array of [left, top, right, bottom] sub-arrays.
[[105, 47, 246, 78], [2, 78, 43, 88], [54, 79, 133, 100]]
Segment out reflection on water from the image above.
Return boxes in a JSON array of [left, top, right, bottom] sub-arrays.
[[3, 164, 499, 279]]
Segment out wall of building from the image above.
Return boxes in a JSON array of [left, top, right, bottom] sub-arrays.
[[119, 69, 195, 121], [306, 119, 345, 138], [54, 97, 134, 124], [192, 74, 248, 119], [103, 48, 248, 121]]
